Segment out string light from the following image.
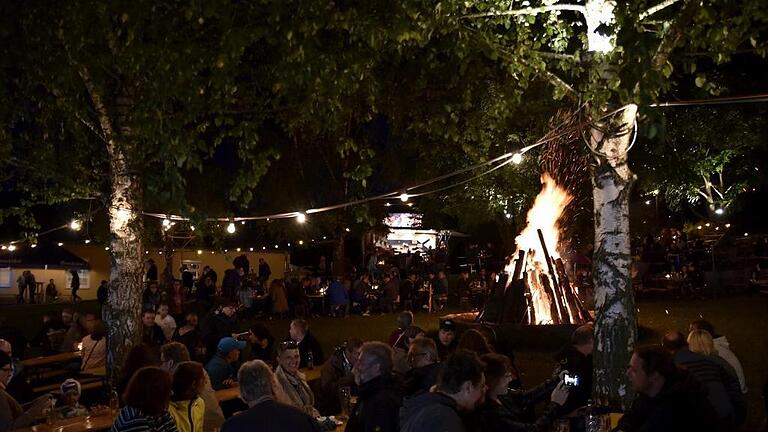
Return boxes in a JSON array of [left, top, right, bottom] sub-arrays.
[[162, 218, 171, 228], [1, 245, 6, 250], [190, 226, 195, 231], [249, 247, 254, 252], [70, 219, 82, 231], [511, 153, 523, 164], [226, 222, 236, 234], [58, 242, 63, 247], [715, 208, 724, 215], [725, 223, 731, 228], [296, 213, 307, 224], [236, 247, 241, 252], [7, 245, 15, 252], [197, 250, 203, 255], [399, 193, 409, 202], [84, 239, 91, 244], [31, 244, 37, 248], [104, 247, 110, 251], [299, 240, 304, 245]]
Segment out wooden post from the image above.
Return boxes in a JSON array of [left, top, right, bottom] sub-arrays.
[[537, 229, 566, 322]]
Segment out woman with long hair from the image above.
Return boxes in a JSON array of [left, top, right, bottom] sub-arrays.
[[478, 353, 569, 432], [111, 366, 178, 432]]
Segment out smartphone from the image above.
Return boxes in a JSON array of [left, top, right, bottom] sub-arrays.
[[563, 373, 580, 387]]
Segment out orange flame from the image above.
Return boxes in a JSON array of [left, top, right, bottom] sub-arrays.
[[505, 173, 575, 324]]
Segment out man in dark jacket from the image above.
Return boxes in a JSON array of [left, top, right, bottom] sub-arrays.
[[222, 360, 320, 432], [400, 350, 486, 432], [319, 338, 362, 415], [662, 331, 745, 429], [616, 345, 717, 432], [288, 319, 324, 368], [141, 309, 166, 348], [553, 323, 593, 415], [346, 342, 402, 432], [245, 322, 276, 366], [403, 337, 440, 397], [430, 319, 458, 361], [201, 302, 238, 362]]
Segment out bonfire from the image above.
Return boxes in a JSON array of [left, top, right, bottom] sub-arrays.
[[504, 174, 591, 325]]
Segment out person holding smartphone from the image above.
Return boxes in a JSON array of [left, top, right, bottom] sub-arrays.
[[478, 353, 570, 432], [1, 351, 52, 430]]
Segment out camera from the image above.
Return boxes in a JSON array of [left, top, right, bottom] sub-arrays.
[[563, 373, 580, 387]]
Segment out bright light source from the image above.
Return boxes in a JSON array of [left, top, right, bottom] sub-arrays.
[[162, 218, 171, 228], [84, 239, 91, 244], [504, 213, 512, 219], [58, 242, 64, 247], [407, 203, 413, 207], [158, 251, 163, 255], [197, 250, 203, 255], [744, 232, 749, 237], [345, 228, 350, 232], [262, 246, 266, 250], [145, 251, 149, 254], [715, 208, 724, 215], [31, 244, 37, 248], [511, 153, 523, 164], [705, 223, 710, 227], [104, 247, 110, 251], [697, 225, 702, 230], [70, 219, 82, 231], [7, 245, 16, 252], [226, 222, 236, 234], [249, 247, 254, 252], [236, 248, 241, 252], [715, 227, 719, 231], [190, 226, 195, 231], [274, 245, 278, 249], [287, 243, 291, 247], [299, 240, 304, 245], [384, 203, 391, 207], [323, 236, 327, 240], [725, 223, 731, 228], [644, 200, 651, 205], [399, 193, 409, 202], [240, 221, 245, 225], [296, 213, 307, 224]]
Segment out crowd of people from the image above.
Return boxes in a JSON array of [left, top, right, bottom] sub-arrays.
[[1, 296, 757, 432], [0, 251, 761, 432]]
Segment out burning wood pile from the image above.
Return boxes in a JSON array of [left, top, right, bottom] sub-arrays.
[[503, 174, 591, 325]]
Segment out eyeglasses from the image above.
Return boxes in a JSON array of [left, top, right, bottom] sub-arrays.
[[280, 341, 298, 350]]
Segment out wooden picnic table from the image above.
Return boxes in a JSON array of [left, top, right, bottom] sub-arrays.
[[21, 352, 81, 368], [216, 367, 321, 402], [14, 412, 116, 432]]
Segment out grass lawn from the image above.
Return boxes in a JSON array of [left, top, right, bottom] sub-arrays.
[[4, 293, 766, 430]]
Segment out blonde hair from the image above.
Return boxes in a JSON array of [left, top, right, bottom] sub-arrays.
[[687, 329, 716, 356]]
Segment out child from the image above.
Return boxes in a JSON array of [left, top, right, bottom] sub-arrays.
[[57, 379, 88, 418]]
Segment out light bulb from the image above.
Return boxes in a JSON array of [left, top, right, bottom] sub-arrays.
[[226, 222, 236, 234], [399, 193, 409, 202], [7, 245, 16, 252], [70, 219, 82, 231], [511, 153, 523, 164], [162, 218, 171, 227], [197, 250, 203, 255], [84, 239, 91, 244], [715, 208, 724, 215], [297, 213, 307, 224]]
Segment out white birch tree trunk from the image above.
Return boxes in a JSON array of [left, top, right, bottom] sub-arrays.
[[590, 104, 638, 409]]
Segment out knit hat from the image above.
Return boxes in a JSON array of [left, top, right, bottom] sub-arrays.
[[60, 378, 81, 395]]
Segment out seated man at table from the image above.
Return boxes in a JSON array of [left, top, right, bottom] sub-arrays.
[[222, 360, 321, 432], [287, 319, 324, 369], [0, 339, 34, 404], [206, 337, 245, 390], [274, 341, 320, 417], [0, 351, 51, 430], [346, 342, 402, 432], [616, 345, 716, 432], [141, 309, 166, 349], [319, 338, 363, 415]]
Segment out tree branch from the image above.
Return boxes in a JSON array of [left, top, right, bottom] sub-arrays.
[[462, 4, 586, 19], [639, 0, 682, 20], [78, 65, 115, 143], [650, 0, 699, 71]]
